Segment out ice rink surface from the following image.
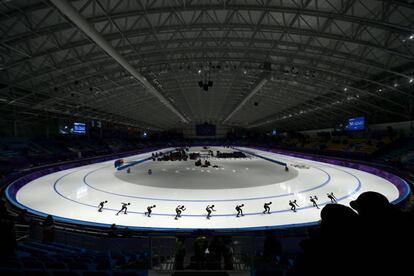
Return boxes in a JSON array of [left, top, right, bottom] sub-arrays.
[[12, 147, 402, 230]]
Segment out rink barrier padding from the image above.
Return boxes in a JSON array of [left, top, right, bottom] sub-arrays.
[[116, 157, 152, 171], [238, 148, 287, 167], [5, 161, 362, 232], [242, 146, 411, 205], [3, 147, 165, 209], [116, 148, 179, 170]]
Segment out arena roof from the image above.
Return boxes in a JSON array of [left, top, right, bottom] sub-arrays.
[[1, 0, 413, 132]]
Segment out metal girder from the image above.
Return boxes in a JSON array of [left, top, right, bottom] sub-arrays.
[[4, 21, 413, 62], [2, 3, 413, 37], [233, 68, 410, 128], [1, 0, 413, 132], [223, 77, 269, 123], [7, 44, 409, 97], [4, 50, 408, 125], [4, 48, 409, 111], [4, 31, 412, 93], [50, 45, 410, 99], [249, 94, 410, 130], [49, 0, 189, 123], [2, 1, 412, 74], [1, 84, 167, 130], [251, 83, 366, 118], [8, 34, 399, 74], [0, 96, 162, 131]]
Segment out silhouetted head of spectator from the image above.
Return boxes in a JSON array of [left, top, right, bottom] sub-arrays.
[[44, 215, 54, 227], [350, 191, 390, 218], [320, 203, 359, 233]]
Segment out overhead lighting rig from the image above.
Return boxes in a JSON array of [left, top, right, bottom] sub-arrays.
[[197, 63, 214, 91]]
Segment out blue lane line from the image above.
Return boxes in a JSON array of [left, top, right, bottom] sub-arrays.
[[82, 156, 332, 202], [52, 162, 361, 218], [244, 147, 411, 205], [6, 146, 408, 232], [4, 182, 323, 231], [6, 162, 362, 232]]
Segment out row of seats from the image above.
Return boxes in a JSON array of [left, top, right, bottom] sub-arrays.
[[0, 240, 149, 276], [0, 137, 154, 176]]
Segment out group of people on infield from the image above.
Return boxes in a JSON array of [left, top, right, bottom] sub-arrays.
[[97, 192, 337, 219]]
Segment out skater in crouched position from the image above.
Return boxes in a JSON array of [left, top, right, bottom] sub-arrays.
[[236, 204, 244, 217], [98, 200, 108, 212], [310, 196, 319, 209], [175, 205, 186, 220], [116, 202, 130, 215], [327, 192, 337, 203], [289, 200, 299, 212], [206, 205, 216, 219], [263, 202, 272, 214], [145, 205, 156, 217]]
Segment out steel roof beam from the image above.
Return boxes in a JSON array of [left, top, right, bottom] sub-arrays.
[[223, 77, 269, 124], [2, 4, 413, 34], [5, 22, 413, 61], [49, 0, 189, 124]]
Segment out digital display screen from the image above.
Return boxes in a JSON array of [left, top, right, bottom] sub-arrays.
[[346, 117, 365, 131], [59, 121, 86, 135], [72, 122, 86, 135]]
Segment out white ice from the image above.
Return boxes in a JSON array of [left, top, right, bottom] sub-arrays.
[[15, 147, 400, 230]]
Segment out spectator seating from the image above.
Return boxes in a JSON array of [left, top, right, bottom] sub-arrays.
[[0, 240, 149, 275]]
